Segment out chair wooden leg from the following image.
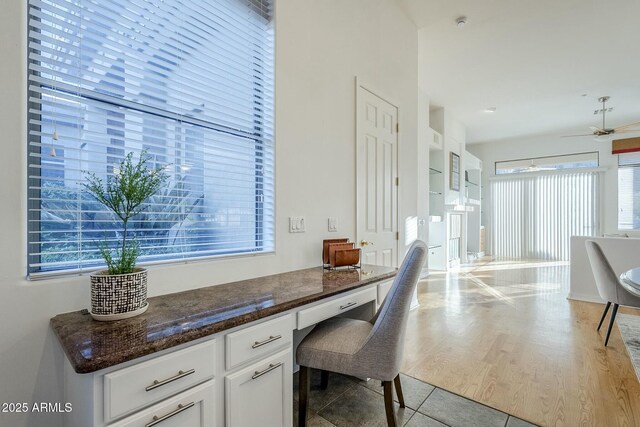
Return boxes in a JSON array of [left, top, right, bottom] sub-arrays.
[[320, 370, 329, 390], [604, 303, 619, 347], [383, 380, 398, 427], [394, 375, 405, 408], [597, 301, 612, 331], [298, 366, 310, 427]]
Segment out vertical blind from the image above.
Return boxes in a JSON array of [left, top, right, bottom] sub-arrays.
[[618, 152, 640, 230], [491, 170, 600, 261], [27, 0, 274, 276]]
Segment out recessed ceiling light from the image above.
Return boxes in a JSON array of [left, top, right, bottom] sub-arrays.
[[456, 17, 467, 28], [484, 107, 496, 113]]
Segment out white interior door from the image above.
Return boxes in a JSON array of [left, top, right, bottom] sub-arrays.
[[357, 85, 398, 267]]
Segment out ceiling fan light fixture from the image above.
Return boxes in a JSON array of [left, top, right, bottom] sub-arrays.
[[594, 134, 613, 143]]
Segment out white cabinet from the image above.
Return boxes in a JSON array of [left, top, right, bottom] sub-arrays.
[[104, 340, 216, 422], [110, 381, 215, 427], [62, 282, 386, 427], [225, 349, 292, 427], [226, 314, 292, 371]]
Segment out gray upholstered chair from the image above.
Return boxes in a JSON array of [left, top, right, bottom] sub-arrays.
[[296, 240, 427, 427], [586, 240, 640, 346]]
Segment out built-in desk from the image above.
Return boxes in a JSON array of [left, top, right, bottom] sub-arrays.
[[51, 265, 396, 427]]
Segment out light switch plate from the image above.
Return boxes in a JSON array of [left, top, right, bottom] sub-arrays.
[[289, 217, 305, 233], [328, 217, 337, 232]]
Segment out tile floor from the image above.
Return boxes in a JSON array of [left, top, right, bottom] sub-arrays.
[[293, 370, 538, 427]]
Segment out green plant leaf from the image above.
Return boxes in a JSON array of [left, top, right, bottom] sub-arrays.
[[83, 150, 169, 274]]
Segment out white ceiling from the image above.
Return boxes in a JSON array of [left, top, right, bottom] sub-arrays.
[[401, 0, 640, 143]]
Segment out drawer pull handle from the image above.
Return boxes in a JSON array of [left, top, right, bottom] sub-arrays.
[[145, 369, 196, 392], [146, 402, 195, 427], [252, 362, 283, 380], [252, 334, 282, 349], [340, 302, 357, 310]]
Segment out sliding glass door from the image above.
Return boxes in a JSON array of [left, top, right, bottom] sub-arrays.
[[491, 171, 600, 260]]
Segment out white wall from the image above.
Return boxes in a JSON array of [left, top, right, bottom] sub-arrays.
[[0, 1, 418, 426], [468, 133, 634, 254]]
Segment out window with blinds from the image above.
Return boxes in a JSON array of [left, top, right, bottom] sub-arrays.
[[618, 152, 640, 230], [491, 170, 600, 261], [27, 0, 274, 276]]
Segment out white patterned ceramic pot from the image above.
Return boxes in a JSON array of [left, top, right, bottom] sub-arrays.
[[90, 268, 148, 321]]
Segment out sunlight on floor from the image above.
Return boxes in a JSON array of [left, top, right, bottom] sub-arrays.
[[418, 257, 567, 310], [404, 257, 640, 427]]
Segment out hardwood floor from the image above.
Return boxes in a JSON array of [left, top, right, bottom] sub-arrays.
[[402, 258, 640, 427]]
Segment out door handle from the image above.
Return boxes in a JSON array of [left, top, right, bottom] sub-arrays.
[[252, 335, 282, 349], [360, 240, 374, 246], [145, 402, 195, 427], [340, 302, 357, 310], [145, 369, 195, 392], [251, 362, 283, 380]]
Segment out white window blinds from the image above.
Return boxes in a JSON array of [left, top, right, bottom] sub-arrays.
[[491, 170, 600, 261], [27, 0, 274, 276], [618, 152, 640, 230]]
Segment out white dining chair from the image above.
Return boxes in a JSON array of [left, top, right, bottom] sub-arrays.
[[585, 240, 640, 346]]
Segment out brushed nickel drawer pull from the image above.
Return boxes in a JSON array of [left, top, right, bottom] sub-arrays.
[[251, 362, 283, 380], [145, 402, 195, 427], [252, 334, 282, 349], [145, 369, 196, 392], [340, 302, 357, 310]]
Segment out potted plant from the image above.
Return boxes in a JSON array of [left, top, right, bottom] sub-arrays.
[[84, 151, 168, 321]]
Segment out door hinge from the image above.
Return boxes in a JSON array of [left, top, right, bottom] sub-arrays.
[[396, 232, 399, 240], [396, 122, 399, 133], [395, 177, 399, 186]]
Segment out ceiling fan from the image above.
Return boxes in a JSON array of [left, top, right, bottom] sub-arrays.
[[563, 96, 640, 142]]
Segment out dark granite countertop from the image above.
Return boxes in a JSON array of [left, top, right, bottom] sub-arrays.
[[51, 265, 397, 374]]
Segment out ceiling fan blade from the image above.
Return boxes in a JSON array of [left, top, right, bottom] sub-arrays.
[[614, 129, 640, 134], [614, 121, 640, 131]]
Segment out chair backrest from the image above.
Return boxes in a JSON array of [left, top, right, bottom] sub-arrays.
[[586, 240, 640, 307], [357, 240, 427, 380], [585, 240, 620, 303]]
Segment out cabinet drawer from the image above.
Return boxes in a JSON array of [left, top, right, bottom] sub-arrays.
[[110, 380, 215, 427], [297, 287, 377, 329], [225, 349, 292, 427], [226, 314, 293, 370], [104, 340, 216, 422]]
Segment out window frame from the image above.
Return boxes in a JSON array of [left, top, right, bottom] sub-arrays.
[[617, 152, 640, 231], [26, 0, 275, 278], [494, 151, 600, 175]]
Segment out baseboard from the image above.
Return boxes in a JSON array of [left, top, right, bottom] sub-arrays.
[[567, 292, 604, 304]]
